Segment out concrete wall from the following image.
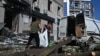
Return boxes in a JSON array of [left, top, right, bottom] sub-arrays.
[[18, 14, 31, 33], [0, 2, 5, 23], [85, 16, 98, 34]]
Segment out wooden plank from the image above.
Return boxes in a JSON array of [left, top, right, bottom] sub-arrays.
[[25, 37, 72, 56]]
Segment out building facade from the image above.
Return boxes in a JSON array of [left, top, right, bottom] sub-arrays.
[[64, 0, 93, 18], [0, 0, 63, 41]]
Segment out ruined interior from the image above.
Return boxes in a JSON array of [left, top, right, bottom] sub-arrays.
[[4, 7, 19, 31], [75, 13, 85, 37], [67, 16, 76, 36], [67, 13, 85, 37]]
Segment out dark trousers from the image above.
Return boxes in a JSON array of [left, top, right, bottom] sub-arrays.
[[48, 32, 50, 43], [26, 32, 40, 48]]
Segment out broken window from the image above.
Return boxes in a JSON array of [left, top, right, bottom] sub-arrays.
[[48, 0, 52, 11], [57, 6, 61, 16], [75, 1, 80, 8]]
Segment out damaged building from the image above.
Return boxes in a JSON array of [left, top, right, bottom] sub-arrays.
[[0, 0, 63, 41]]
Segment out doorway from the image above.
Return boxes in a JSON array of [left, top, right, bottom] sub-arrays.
[[4, 8, 19, 30]]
